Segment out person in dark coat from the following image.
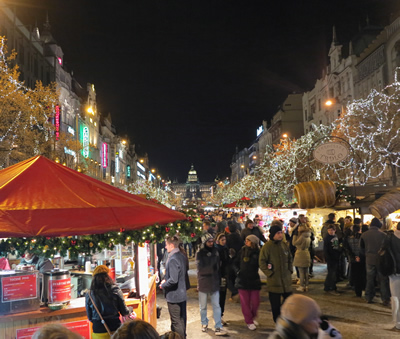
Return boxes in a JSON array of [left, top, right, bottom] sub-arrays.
[[241, 220, 268, 244], [360, 217, 390, 305], [226, 221, 244, 300], [85, 265, 131, 338], [343, 225, 366, 297], [233, 234, 261, 331], [160, 235, 188, 338], [215, 233, 230, 325], [196, 233, 226, 336], [323, 225, 341, 295]]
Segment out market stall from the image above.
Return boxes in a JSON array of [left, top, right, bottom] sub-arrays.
[[0, 156, 186, 339]]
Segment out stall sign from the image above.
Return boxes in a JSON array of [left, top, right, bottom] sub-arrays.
[[2, 274, 37, 302], [49, 278, 71, 302], [16, 320, 90, 339], [138, 244, 149, 296], [313, 142, 349, 164]]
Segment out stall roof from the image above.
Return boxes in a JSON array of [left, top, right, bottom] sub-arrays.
[[0, 156, 185, 237]]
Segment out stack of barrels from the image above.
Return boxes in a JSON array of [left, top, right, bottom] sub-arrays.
[[293, 180, 337, 209]]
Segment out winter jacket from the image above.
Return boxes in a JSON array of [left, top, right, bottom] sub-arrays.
[[196, 245, 220, 293], [233, 246, 261, 290], [20, 255, 54, 273], [241, 226, 268, 244], [323, 234, 341, 263], [85, 284, 130, 333], [360, 226, 387, 266], [268, 317, 312, 339], [226, 231, 244, 254], [344, 234, 362, 263], [292, 232, 311, 268], [161, 250, 188, 303], [216, 244, 230, 279], [259, 240, 293, 294]]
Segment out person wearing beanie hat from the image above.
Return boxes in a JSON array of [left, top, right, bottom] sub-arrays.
[[196, 227, 227, 335], [259, 222, 293, 323], [86, 264, 131, 338], [201, 232, 214, 245], [361, 217, 390, 305], [92, 264, 109, 276], [246, 235, 260, 247], [269, 225, 282, 240], [240, 219, 268, 245], [233, 233, 262, 330], [370, 217, 382, 228]]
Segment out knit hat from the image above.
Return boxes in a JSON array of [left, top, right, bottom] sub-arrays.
[[246, 235, 259, 245], [201, 233, 214, 244], [93, 264, 109, 276], [289, 217, 298, 224], [281, 294, 321, 325], [269, 225, 282, 240], [370, 217, 382, 228]]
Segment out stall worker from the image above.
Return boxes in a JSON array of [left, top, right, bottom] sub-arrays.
[[20, 250, 54, 273]]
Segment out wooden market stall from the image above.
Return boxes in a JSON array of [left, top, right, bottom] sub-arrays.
[[0, 156, 185, 338]]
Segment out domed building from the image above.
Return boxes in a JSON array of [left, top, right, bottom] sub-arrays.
[[170, 165, 215, 205]]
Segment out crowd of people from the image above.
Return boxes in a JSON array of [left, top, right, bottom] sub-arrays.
[[28, 209, 400, 338]]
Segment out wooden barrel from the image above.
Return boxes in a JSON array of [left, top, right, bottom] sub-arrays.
[[369, 188, 400, 219], [293, 180, 336, 209]]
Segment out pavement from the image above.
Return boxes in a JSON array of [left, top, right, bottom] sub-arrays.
[[155, 259, 400, 338]]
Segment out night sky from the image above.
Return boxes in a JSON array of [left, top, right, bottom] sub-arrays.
[[10, 0, 400, 182]]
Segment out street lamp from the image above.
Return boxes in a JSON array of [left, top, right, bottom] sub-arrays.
[[140, 159, 144, 163], [325, 100, 333, 106], [151, 169, 156, 174], [282, 133, 288, 138]]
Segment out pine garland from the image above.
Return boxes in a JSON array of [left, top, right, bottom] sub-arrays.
[[0, 217, 203, 259]]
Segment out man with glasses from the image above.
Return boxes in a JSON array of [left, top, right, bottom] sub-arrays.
[[196, 233, 227, 336]]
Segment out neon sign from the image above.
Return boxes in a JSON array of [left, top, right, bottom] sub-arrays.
[[55, 105, 61, 141], [127, 165, 131, 178], [64, 147, 76, 158], [82, 126, 89, 158], [137, 171, 146, 180], [102, 143, 108, 168], [137, 162, 145, 172], [115, 151, 119, 173], [67, 126, 75, 135]]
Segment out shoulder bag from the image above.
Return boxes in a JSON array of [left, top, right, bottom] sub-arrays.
[[88, 290, 112, 336]]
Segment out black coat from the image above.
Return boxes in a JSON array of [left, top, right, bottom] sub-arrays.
[[196, 245, 220, 293], [85, 284, 130, 333], [226, 231, 244, 254], [233, 246, 261, 290]]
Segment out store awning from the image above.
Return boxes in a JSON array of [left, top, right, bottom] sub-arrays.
[[0, 156, 185, 237]]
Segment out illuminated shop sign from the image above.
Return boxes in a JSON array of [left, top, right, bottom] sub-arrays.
[[127, 165, 131, 178], [256, 125, 263, 137], [55, 105, 61, 141], [137, 162, 145, 172], [149, 173, 155, 182], [82, 126, 89, 158], [64, 147, 76, 158], [67, 126, 75, 135], [102, 143, 108, 168], [115, 152, 120, 173], [137, 171, 146, 180]]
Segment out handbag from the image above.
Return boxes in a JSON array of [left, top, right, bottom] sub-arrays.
[[378, 233, 396, 276], [88, 291, 113, 336]]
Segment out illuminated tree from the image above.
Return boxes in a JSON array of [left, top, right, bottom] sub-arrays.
[[334, 74, 400, 186], [0, 37, 58, 167]]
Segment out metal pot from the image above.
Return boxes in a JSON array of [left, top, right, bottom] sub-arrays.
[[42, 269, 71, 305], [52, 256, 64, 269]]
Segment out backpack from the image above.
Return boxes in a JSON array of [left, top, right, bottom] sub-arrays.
[[378, 233, 396, 276]]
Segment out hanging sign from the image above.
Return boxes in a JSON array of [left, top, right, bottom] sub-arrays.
[[313, 142, 349, 164]]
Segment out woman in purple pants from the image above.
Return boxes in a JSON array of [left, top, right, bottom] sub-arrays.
[[233, 234, 262, 331]]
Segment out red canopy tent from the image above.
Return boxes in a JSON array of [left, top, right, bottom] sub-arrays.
[[240, 197, 250, 201], [0, 156, 185, 237], [224, 201, 237, 208]]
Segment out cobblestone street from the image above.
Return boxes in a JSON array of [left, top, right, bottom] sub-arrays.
[[156, 260, 399, 338]]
